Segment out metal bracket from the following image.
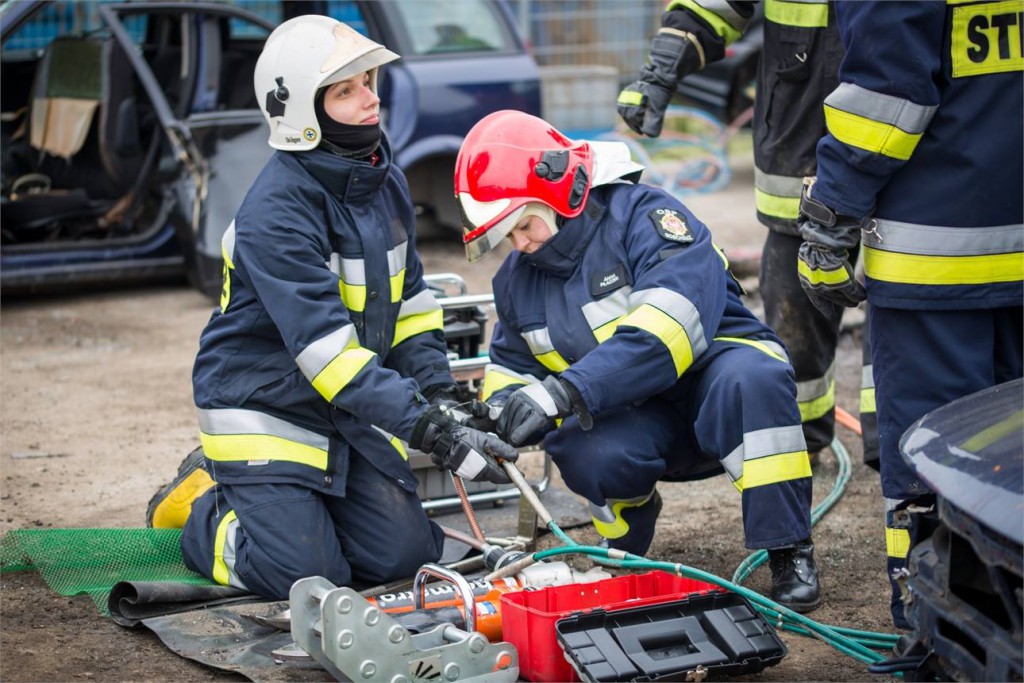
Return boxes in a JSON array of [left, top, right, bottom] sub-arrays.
[[290, 576, 519, 682]]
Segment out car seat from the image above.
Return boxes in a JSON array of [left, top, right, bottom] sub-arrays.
[[1, 35, 149, 240]]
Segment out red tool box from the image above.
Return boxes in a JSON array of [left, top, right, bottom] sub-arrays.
[[501, 570, 721, 682]]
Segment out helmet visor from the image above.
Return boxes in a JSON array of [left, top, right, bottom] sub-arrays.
[[459, 194, 526, 262]]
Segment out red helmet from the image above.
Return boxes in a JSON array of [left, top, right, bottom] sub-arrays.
[[454, 110, 594, 261]]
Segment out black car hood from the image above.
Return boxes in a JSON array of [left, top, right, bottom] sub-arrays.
[[900, 378, 1023, 545]]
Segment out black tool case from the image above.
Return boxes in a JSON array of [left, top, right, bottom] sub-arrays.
[[554, 591, 787, 681]]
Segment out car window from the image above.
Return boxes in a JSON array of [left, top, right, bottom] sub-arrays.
[[3, 1, 146, 52], [388, 0, 509, 56]]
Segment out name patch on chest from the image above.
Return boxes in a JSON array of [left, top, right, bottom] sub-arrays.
[[590, 263, 630, 296], [649, 208, 694, 244]]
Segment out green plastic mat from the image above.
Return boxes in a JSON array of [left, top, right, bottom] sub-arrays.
[[1, 528, 216, 614]]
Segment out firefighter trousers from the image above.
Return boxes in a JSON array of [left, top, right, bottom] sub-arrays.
[[180, 449, 445, 601], [871, 305, 1023, 628], [545, 341, 813, 556], [760, 230, 879, 466]]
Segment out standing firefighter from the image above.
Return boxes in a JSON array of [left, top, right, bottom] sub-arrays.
[[457, 110, 822, 613], [146, 16, 517, 600], [796, 1, 1023, 629], [618, 0, 880, 467]]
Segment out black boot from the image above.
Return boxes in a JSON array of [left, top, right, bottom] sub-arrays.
[[768, 540, 821, 613]]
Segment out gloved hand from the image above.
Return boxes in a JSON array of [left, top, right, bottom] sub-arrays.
[[410, 405, 518, 484], [461, 399, 501, 433], [617, 28, 703, 137], [497, 375, 593, 447], [796, 180, 868, 319]]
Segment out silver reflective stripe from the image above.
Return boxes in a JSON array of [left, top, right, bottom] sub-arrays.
[[590, 501, 616, 523], [759, 339, 789, 362], [629, 287, 708, 357], [340, 257, 366, 285], [484, 363, 541, 386], [885, 497, 906, 513], [692, 0, 750, 31], [754, 169, 803, 198], [862, 365, 875, 390], [220, 517, 246, 589], [197, 408, 330, 450], [825, 83, 936, 133], [589, 494, 652, 522], [521, 381, 559, 417], [581, 286, 632, 330], [866, 219, 1024, 256], [523, 327, 558, 355], [721, 425, 806, 480], [222, 221, 237, 263], [796, 361, 835, 403], [295, 324, 360, 381], [398, 288, 441, 318], [387, 242, 408, 277], [327, 252, 341, 275]]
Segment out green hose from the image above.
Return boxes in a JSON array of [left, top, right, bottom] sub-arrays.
[[529, 436, 900, 665]]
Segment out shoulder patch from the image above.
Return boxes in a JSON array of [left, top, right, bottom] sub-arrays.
[[648, 208, 694, 244]]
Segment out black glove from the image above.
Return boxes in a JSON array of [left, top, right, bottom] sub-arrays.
[[410, 406, 518, 485], [617, 28, 703, 137], [796, 180, 868, 319], [461, 399, 500, 433], [496, 376, 593, 447], [422, 383, 461, 408]]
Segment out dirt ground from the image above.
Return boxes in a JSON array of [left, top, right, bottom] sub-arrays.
[[0, 142, 897, 682]]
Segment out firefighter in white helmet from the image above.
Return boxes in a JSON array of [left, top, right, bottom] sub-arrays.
[[146, 16, 517, 600], [458, 110, 822, 613]]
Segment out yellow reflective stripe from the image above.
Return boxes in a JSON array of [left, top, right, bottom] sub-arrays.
[[591, 318, 620, 343], [825, 105, 921, 160], [764, 0, 828, 28], [212, 510, 238, 586], [886, 526, 911, 558], [481, 368, 529, 401], [200, 431, 329, 469], [673, 0, 743, 42], [535, 350, 570, 372], [620, 303, 694, 376], [389, 435, 409, 461], [799, 379, 835, 421], [860, 386, 877, 414], [393, 308, 444, 348], [755, 186, 801, 220], [797, 258, 850, 286], [340, 282, 366, 312], [960, 409, 1024, 452], [864, 246, 1024, 285], [950, 1, 1024, 78], [713, 336, 787, 362], [736, 450, 812, 491], [390, 269, 405, 303], [311, 346, 375, 401], [617, 89, 643, 106], [712, 242, 731, 269]]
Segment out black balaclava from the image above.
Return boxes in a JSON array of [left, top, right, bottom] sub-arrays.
[[314, 87, 382, 158]]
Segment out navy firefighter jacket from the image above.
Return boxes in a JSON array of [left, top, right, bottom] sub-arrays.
[[482, 182, 789, 414], [192, 137, 452, 494]]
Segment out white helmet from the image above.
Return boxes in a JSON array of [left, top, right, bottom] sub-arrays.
[[253, 15, 399, 151]]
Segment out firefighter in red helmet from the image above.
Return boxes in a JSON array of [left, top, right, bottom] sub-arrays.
[[456, 110, 823, 613]]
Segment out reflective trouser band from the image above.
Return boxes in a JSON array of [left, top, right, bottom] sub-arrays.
[[886, 526, 911, 559], [481, 364, 533, 402], [590, 493, 654, 540], [864, 219, 1024, 285], [754, 170, 803, 220], [860, 365, 876, 414], [213, 510, 241, 587], [713, 336, 788, 363], [721, 425, 811, 492], [824, 83, 936, 161], [797, 364, 836, 422]]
